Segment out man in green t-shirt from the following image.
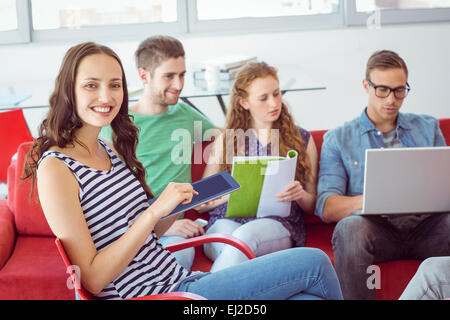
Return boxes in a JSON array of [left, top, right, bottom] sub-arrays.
[[101, 35, 215, 269]]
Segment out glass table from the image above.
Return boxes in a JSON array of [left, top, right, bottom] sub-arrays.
[[0, 94, 32, 110], [129, 65, 326, 115]]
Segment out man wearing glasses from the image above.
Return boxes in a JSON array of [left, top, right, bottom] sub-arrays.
[[315, 50, 449, 299]]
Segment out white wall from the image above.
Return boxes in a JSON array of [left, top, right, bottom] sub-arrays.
[[1, 22, 449, 137]]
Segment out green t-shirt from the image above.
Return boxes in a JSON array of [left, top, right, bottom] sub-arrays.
[[100, 102, 214, 196]]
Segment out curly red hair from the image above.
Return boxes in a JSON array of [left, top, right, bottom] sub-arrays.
[[219, 62, 310, 184]]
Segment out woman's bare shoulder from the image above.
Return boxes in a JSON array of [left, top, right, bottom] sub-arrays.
[[99, 137, 119, 154]]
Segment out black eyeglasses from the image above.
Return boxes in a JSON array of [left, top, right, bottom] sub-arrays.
[[367, 79, 411, 99]]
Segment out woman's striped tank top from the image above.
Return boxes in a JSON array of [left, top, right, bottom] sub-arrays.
[[38, 139, 196, 299]]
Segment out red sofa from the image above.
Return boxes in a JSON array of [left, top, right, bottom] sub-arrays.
[[0, 118, 449, 300]]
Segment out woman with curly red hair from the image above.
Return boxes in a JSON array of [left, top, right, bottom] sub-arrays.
[[200, 62, 319, 272]]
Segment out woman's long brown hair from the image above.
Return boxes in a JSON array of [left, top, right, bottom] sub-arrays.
[[22, 42, 153, 199], [219, 62, 310, 185]]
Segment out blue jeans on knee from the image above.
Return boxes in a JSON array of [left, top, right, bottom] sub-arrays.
[[175, 247, 343, 300], [159, 235, 195, 270]]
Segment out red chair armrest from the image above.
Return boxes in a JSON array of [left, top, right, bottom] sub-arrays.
[[0, 200, 16, 269], [165, 233, 256, 260]]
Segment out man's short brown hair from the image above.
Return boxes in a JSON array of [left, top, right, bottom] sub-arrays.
[[366, 50, 408, 80], [135, 35, 185, 75]]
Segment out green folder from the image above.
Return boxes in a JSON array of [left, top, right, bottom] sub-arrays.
[[225, 157, 284, 218]]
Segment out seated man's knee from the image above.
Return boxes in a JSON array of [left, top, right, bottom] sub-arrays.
[[332, 215, 374, 249], [333, 216, 367, 239]]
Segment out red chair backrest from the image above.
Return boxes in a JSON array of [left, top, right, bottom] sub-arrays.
[[0, 109, 34, 182], [310, 129, 328, 161], [304, 130, 329, 225], [8, 141, 53, 236], [439, 118, 450, 146]]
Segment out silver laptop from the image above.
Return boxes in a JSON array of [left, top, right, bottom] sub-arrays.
[[355, 147, 450, 215]]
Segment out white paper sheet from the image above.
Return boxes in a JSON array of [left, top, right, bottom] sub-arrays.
[[257, 150, 298, 218]]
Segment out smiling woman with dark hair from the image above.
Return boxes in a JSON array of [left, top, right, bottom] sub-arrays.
[[23, 42, 151, 200]]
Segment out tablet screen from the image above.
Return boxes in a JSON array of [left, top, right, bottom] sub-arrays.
[[191, 174, 231, 203]]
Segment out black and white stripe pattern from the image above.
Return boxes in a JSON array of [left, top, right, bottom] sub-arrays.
[[39, 139, 196, 300]]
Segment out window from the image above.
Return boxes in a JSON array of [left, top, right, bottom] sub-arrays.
[[0, 0, 18, 31], [356, 0, 450, 12], [2, 0, 450, 45], [32, 0, 177, 30], [188, 0, 343, 33], [0, 0, 30, 44], [30, 0, 186, 42], [196, 0, 340, 20], [347, 0, 450, 26]]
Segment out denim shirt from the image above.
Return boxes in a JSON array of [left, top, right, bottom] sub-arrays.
[[315, 108, 446, 221]]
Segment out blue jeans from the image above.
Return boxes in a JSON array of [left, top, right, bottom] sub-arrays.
[[332, 213, 450, 300], [175, 247, 343, 300], [159, 235, 195, 270], [204, 218, 292, 272]]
